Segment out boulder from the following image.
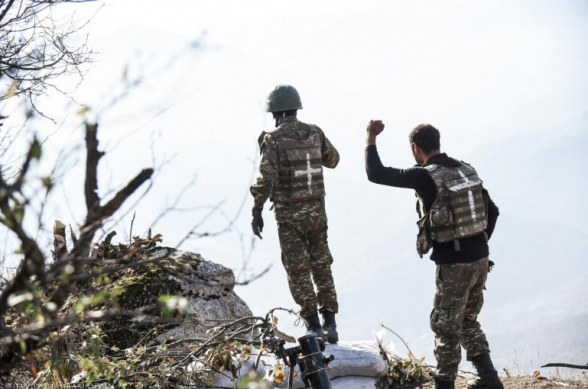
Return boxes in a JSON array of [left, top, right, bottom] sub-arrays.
[[152, 248, 253, 342], [56, 244, 253, 350]]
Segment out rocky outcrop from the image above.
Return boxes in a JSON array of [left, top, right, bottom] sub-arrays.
[[56, 243, 253, 350], [151, 248, 253, 342]]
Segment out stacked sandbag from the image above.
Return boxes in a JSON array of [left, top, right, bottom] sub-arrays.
[[213, 340, 389, 388]]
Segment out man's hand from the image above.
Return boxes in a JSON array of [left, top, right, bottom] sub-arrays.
[[252, 208, 264, 239], [366, 120, 385, 146]]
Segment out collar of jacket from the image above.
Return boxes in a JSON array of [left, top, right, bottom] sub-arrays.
[[423, 153, 461, 168]]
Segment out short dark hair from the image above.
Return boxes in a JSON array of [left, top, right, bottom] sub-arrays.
[[409, 124, 440, 153]]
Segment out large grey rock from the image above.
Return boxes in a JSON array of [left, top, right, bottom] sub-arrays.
[[155, 249, 253, 342]]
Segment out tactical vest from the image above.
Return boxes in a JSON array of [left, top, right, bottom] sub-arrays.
[[416, 162, 488, 257], [267, 123, 326, 203]]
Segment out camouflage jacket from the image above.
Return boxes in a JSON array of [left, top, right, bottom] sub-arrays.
[[250, 116, 339, 211]]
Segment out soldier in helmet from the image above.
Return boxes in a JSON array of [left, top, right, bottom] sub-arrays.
[[250, 85, 340, 343], [364, 121, 503, 389]]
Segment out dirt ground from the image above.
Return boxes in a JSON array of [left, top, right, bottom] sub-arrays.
[[414, 376, 588, 388]]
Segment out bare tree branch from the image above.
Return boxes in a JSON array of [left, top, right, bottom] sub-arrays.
[[84, 122, 102, 213], [0, 122, 154, 375], [0, 0, 96, 111]]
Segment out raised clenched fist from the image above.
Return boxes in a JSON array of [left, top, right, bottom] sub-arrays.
[[366, 120, 385, 138]]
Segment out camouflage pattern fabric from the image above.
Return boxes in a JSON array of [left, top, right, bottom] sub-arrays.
[[250, 116, 339, 209], [418, 163, 488, 244], [430, 257, 491, 381], [416, 162, 488, 257], [250, 116, 340, 318], [271, 125, 326, 203], [276, 198, 338, 317]]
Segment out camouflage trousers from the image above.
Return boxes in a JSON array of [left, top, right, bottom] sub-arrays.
[[275, 199, 338, 318], [431, 257, 491, 381]]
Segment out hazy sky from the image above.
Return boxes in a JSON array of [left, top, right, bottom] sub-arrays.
[[3, 0, 588, 371]]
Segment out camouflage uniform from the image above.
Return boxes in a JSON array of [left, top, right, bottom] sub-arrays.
[[431, 257, 491, 381], [250, 116, 339, 318], [418, 164, 492, 381], [366, 143, 500, 385]]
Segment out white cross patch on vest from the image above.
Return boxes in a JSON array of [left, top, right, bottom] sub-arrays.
[[294, 152, 321, 194], [459, 171, 477, 221]]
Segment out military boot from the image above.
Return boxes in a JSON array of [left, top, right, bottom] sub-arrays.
[[467, 353, 504, 389], [321, 311, 339, 344], [434, 377, 455, 389], [303, 312, 326, 340]]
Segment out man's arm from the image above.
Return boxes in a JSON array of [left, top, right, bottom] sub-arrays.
[[365, 145, 428, 189], [365, 120, 433, 192], [321, 132, 340, 168], [250, 134, 280, 210]]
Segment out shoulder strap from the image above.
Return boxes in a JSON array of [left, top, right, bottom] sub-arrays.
[[269, 128, 285, 138], [306, 123, 320, 133], [257, 131, 268, 148], [459, 161, 479, 177], [305, 123, 325, 147], [257, 128, 285, 147], [421, 164, 448, 209], [257, 129, 284, 153]]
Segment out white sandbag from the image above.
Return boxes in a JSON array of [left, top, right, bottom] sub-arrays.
[[212, 338, 388, 388], [271, 341, 387, 388], [330, 375, 379, 389], [325, 341, 388, 378]]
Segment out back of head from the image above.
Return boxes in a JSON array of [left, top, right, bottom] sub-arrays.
[[409, 124, 441, 153]]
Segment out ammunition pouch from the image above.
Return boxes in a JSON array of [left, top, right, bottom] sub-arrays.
[[416, 213, 433, 258], [430, 207, 452, 227]]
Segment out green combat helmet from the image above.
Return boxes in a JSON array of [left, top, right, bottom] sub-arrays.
[[265, 84, 303, 113]]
